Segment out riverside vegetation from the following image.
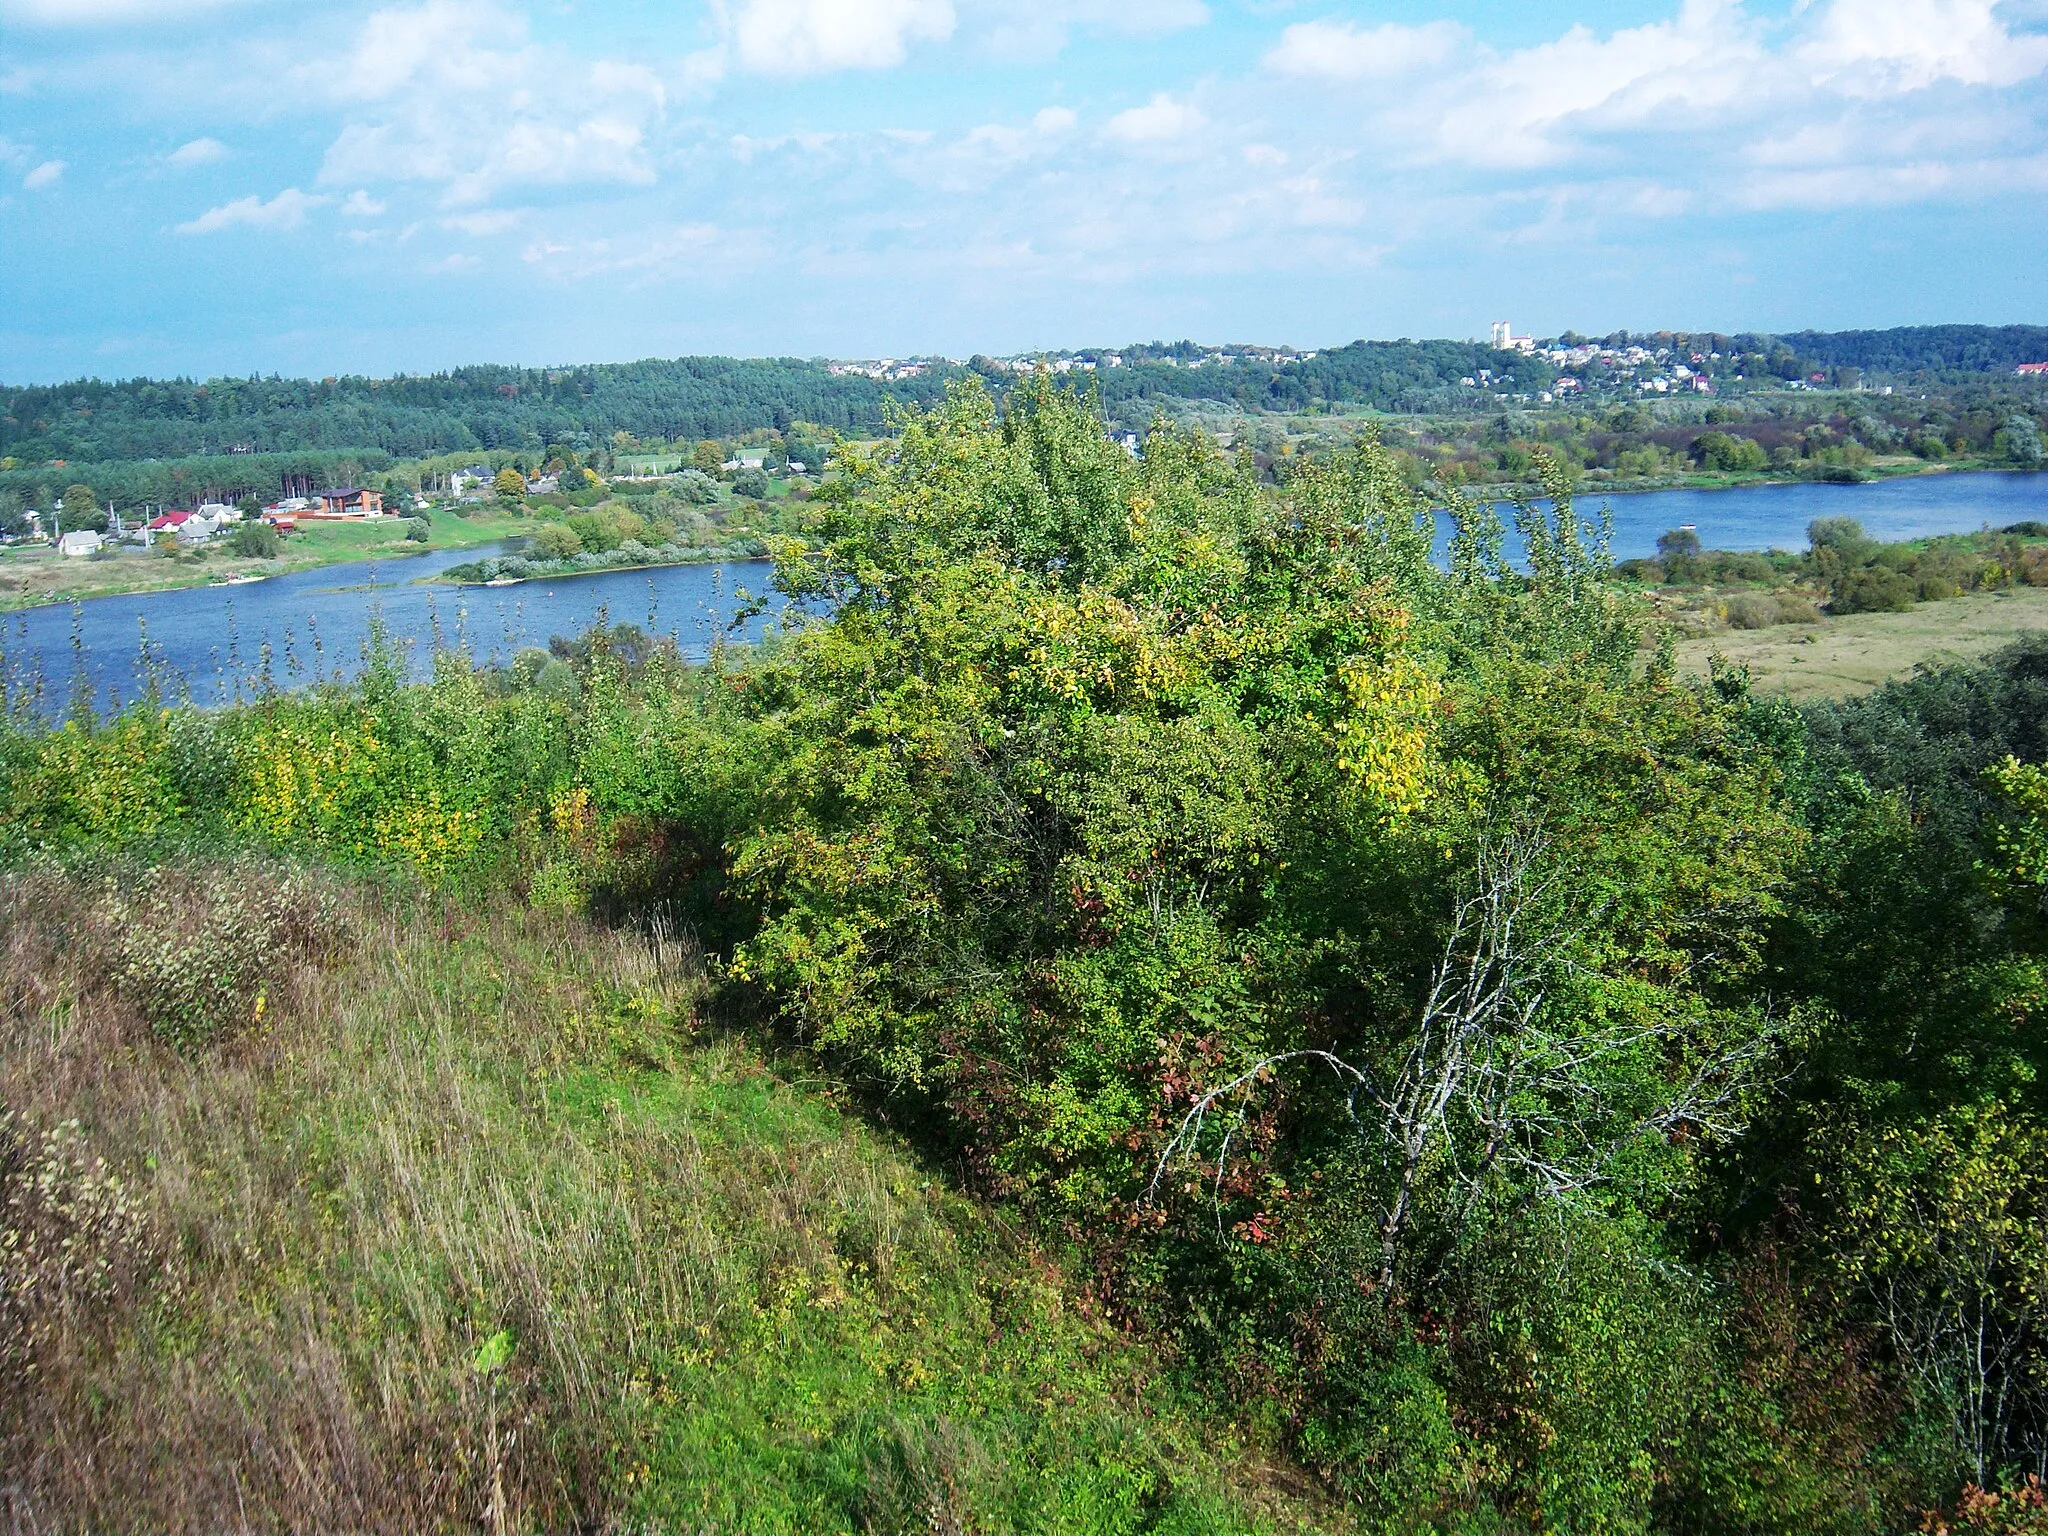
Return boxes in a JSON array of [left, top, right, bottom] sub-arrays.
[[5, 378, 2048, 1534]]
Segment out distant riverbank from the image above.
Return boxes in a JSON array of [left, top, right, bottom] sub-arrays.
[[438, 537, 769, 588], [1485, 455, 2016, 503], [0, 510, 529, 615]]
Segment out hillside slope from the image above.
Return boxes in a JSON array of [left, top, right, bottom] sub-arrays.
[[0, 859, 1326, 1535]]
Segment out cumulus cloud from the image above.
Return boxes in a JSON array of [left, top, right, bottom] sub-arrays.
[[23, 159, 64, 189], [1800, 0, 2048, 92], [729, 0, 955, 75], [176, 186, 324, 234], [311, 1, 664, 206], [1264, 19, 1469, 82], [167, 137, 226, 168], [340, 189, 386, 215], [1103, 93, 1205, 145], [1431, 0, 1767, 168]]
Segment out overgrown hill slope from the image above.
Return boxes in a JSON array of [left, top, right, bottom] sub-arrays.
[[0, 860, 1326, 1535]]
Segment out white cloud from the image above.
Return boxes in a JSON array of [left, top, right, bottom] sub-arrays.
[[441, 208, 519, 235], [340, 189, 385, 216], [176, 186, 324, 234], [1433, 0, 1767, 168], [729, 0, 956, 75], [1800, 0, 2048, 92], [955, 104, 1077, 164], [23, 159, 64, 189], [1103, 93, 1205, 145], [1738, 159, 1960, 208], [167, 137, 226, 169], [970, 0, 1206, 61], [311, 1, 664, 205], [1264, 19, 1468, 82]]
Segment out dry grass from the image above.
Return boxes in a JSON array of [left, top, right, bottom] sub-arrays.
[[0, 860, 1311, 1536], [1673, 585, 2048, 701], [0, 861, 693, 1532]]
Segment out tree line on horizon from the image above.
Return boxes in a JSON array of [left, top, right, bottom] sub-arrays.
[[6, 325, 2042, 471]]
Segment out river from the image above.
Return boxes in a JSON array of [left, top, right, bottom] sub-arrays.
[[0, 545, 786, 720], [3, 469, 2044, 719]]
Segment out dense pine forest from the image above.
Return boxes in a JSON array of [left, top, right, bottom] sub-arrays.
[[5, 377, 2048, 1533]]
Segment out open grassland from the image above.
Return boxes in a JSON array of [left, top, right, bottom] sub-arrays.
[[0, 858, 1321, 1536], [1675, 584, 2048, 698], [0, 509, 526, 613]]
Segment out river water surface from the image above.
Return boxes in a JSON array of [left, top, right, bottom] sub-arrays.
[[4, 469, 2045, 718]]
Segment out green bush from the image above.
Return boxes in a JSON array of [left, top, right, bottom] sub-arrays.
[[1832, 565, 1917, 613], [229, 522, 281, 559]]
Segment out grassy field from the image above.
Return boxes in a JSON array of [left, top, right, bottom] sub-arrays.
[[0, 857, 1329, 1535], [0, 508, 528, 613], [1673, 584, 2048, 699]]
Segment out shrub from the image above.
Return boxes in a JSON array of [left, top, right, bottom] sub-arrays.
[[106, 865, 350, 1053], [229, 522, 281, 559], [404, 518, 429, 543], [1832, 565, 1917, 614], [1726, 594, 1782, 629], [731, 469, 769, 500]]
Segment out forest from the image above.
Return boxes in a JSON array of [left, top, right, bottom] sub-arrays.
[[3, 377, 2048, 1534], [6, 325, 2043, 475]]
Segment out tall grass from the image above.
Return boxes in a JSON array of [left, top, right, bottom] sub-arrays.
[[0, 857, 1320, 1535]]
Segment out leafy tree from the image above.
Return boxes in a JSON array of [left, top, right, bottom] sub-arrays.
[[60, 483, 107, 533], [493, 468, 526, 502], [1694, 432, 1769, 472], [532, 522, 582, 559], [1997, 416, 2045, 467], [1657, 526, 1703, 580]]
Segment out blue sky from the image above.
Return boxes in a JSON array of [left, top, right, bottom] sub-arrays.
[[2, 0, 2045, 381]]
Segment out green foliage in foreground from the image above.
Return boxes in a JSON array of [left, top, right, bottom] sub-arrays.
[[4, 378, 2048, 1531]]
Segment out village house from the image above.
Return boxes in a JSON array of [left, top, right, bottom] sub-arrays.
[[309, 487, 384, 518], [58, 530, 104, 557], [147, 509, 222, 543]]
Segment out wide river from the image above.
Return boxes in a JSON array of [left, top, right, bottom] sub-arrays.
[[4, 468, 2045, 718]]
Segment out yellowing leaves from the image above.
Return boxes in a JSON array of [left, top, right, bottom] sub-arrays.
[[1332, 608, 1448, 821], [2, 712, 183, 845], [1986, 755, 2048, 892]]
